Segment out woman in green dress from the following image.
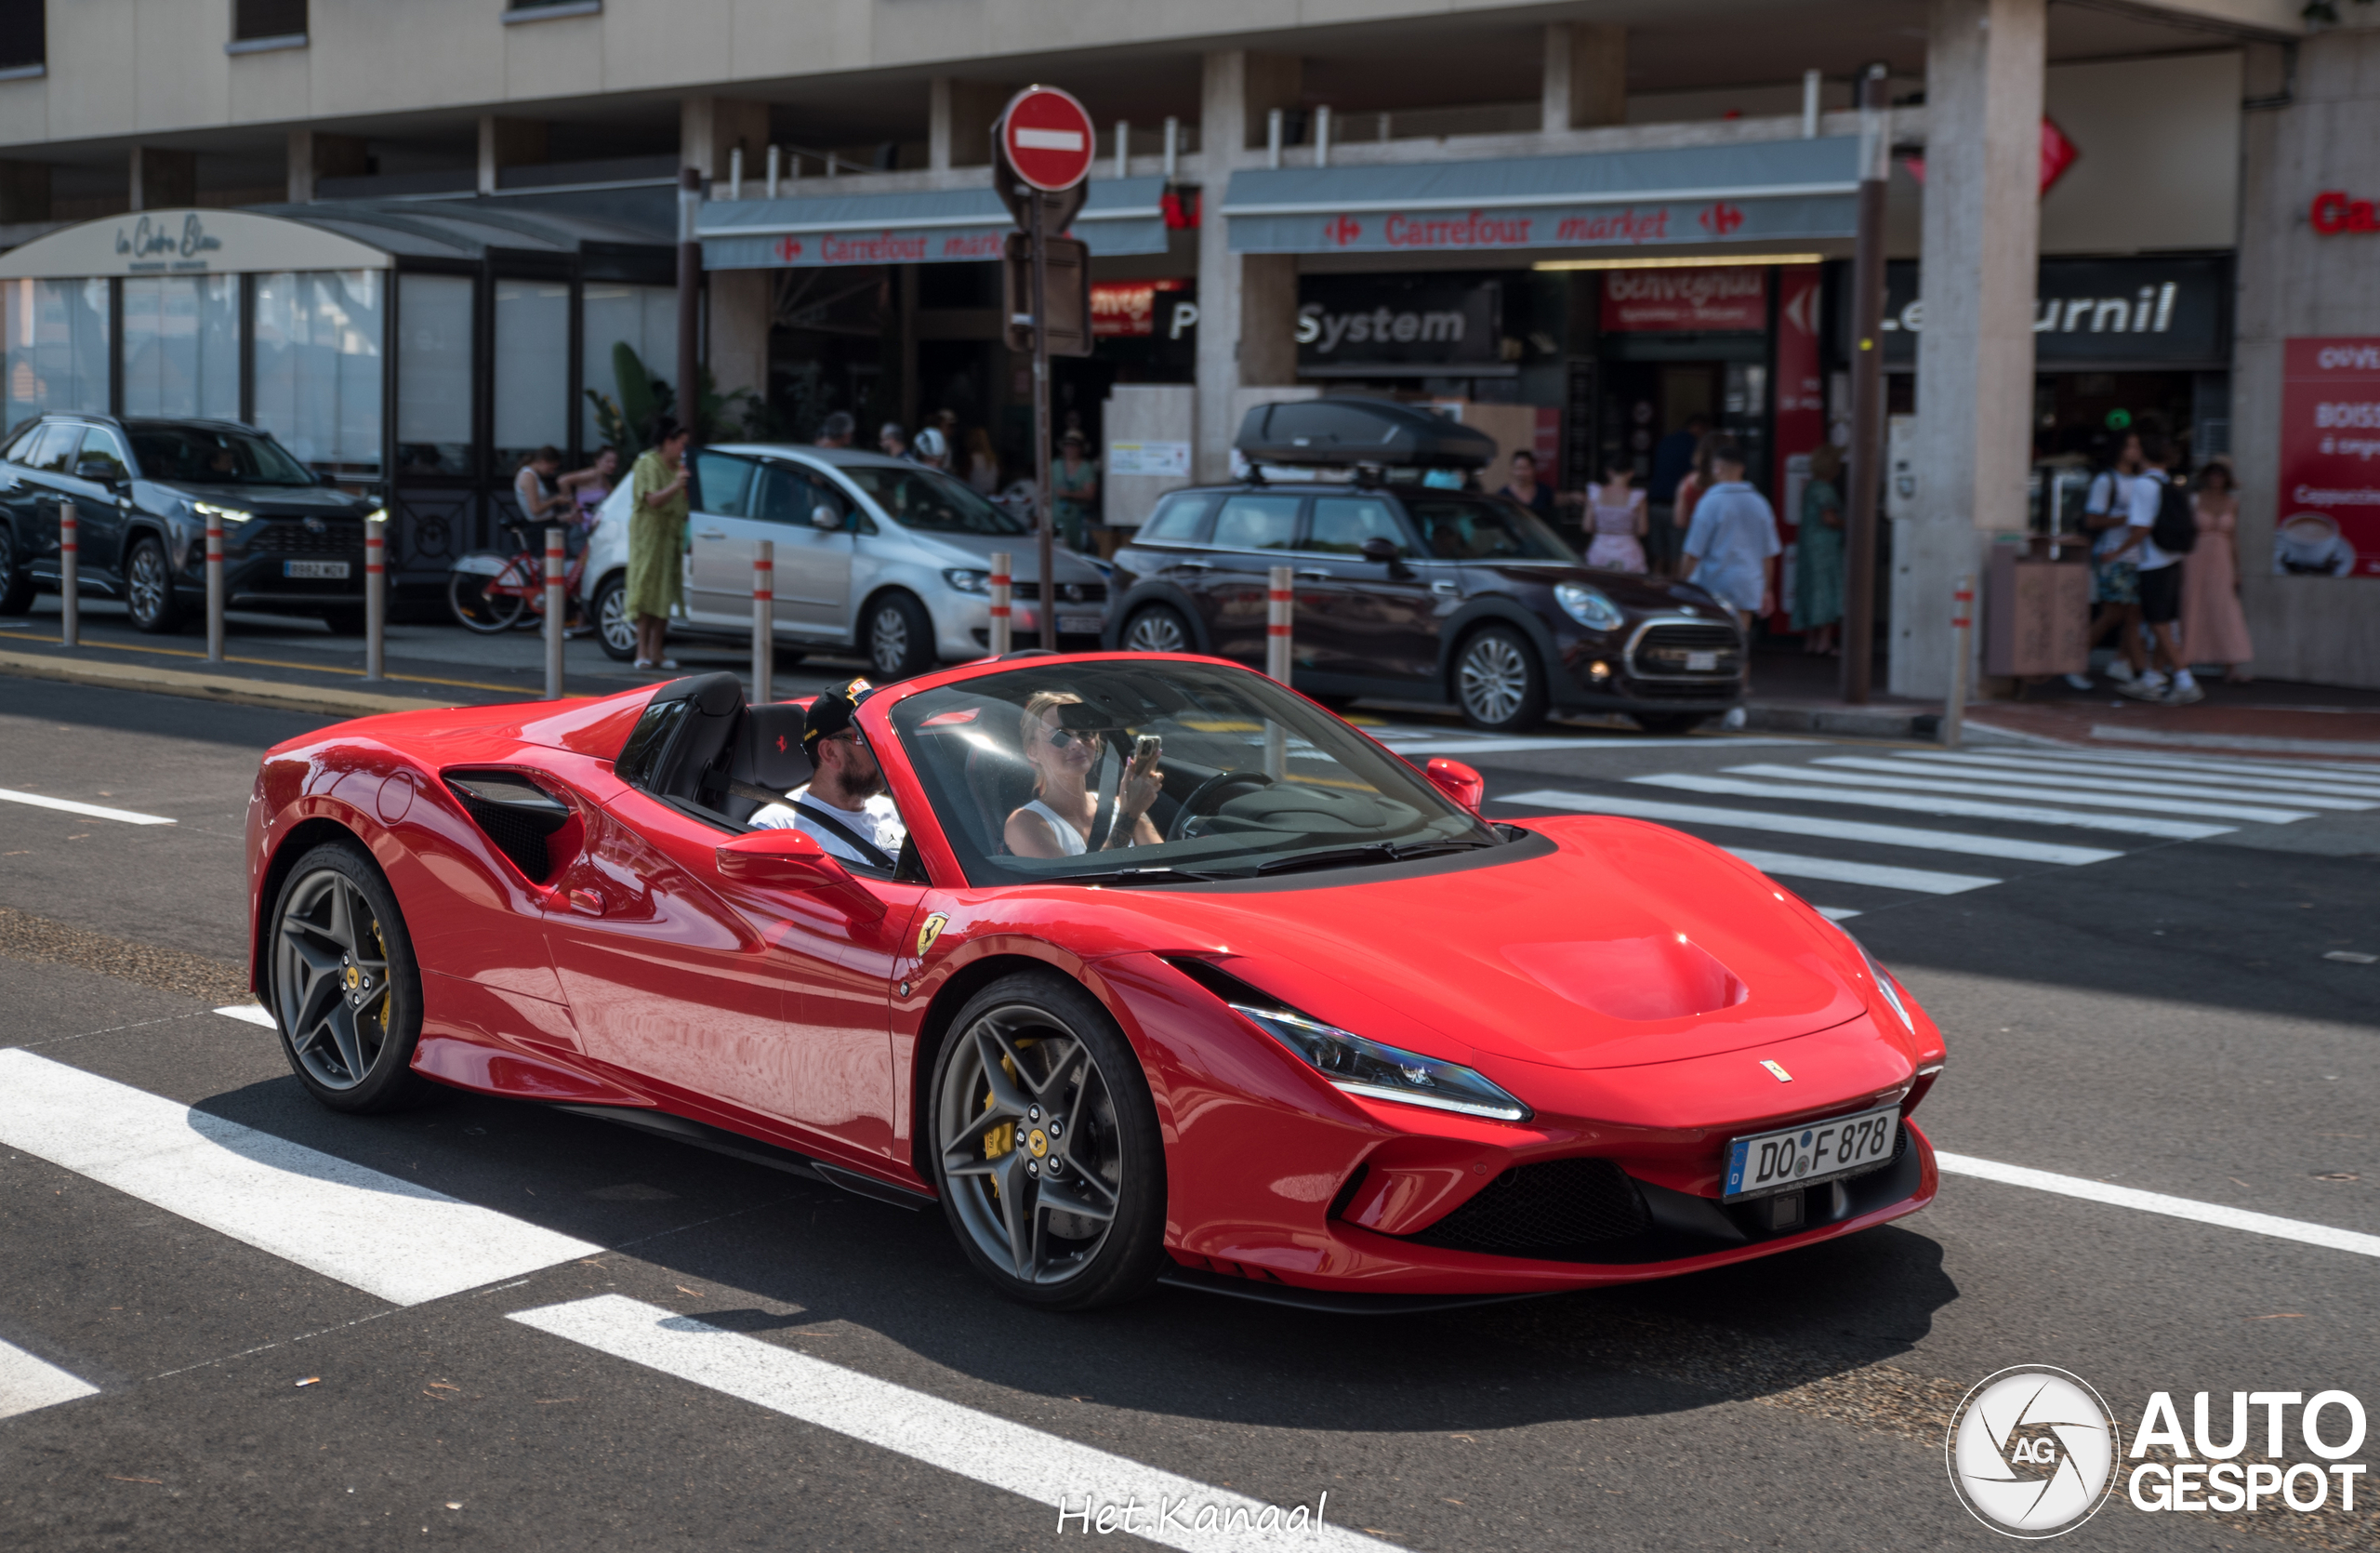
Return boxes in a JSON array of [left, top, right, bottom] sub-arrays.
[[1793, 442, 1846, 657], [627, 418, 692, 670]]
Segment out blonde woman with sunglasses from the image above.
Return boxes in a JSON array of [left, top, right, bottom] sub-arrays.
[[1005, 691, 1164, 856]]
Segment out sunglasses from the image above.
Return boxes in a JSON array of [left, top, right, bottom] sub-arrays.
[[1042, 727, 1099, 750]]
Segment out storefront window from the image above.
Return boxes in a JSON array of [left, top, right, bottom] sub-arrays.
[[121, 275, 240, 422], [494, 277, 569, 471], [579, 283, 676, 450], [396, 272, 473, 477], [254, 269, 383, 476], [3, 277, 111, 428]]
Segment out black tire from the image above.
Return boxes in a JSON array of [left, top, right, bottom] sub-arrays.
[[1630, 711, 1710, 736], [125, 536, 184, 633], [592, 572, 637, 661], [1452, 623, 1548, 734], [268, 839, 436, 1114], [448, 565, 528, 635], [318, 605, 367, 636], [0, 523, 33, 616], [864, 590, 935, 680], [928, 971, 1166, 1312], [1120, 603, 1193, 656]]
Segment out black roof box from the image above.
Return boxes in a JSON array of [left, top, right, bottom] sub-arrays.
[[1234, 397, 1496, 471]]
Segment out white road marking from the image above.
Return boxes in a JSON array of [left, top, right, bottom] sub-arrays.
[[212, 1004, 277, 1029], [1937, 1152, 2380, 1262], [1497, 789, 2122, 865], [1723, 846, 2002, 896], [1370, 734, 1808, 754], [1742, 761, 2322, 823], [1814, 907, 1864, 921], [0, 1337, 99, 1421], [0, 1050, 600, 1306], [1626, 774, 2235, 840], [1888, 750, 2380, 804], [510, 1295, 1390, 1551], [0, 789, 176, 825]]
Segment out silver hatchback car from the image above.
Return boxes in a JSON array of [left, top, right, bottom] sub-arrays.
[[578, 445, 1112, 678]]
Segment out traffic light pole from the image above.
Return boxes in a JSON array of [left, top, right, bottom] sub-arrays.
[[1030, 194, 1057, 652]]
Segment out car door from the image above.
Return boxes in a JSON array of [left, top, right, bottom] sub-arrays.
[[1198, 490, 1305, 664], [751, 459, 855, 638], [67, 425, 135, 584], [685, 449, 770, 625], [5, 424, 74, 582], [1291, 492, 1450, 684]]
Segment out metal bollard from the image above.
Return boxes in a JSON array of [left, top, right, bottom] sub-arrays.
[[544, 526, 565, 700], [1942, 571, 1975, 750], [987, 551, 1012, 656], [750, 538, 774, 705], [1265, 564, 1294, 777], [363, 511, 386, 681], [205, 506, 225, 662], [58, 500, 76, 647]]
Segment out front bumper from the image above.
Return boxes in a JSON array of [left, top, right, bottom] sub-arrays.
[[181, 551, 368, 609], [1548, 621, 1743, 713]]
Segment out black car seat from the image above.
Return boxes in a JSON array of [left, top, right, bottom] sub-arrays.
[[720, 702, 813, 825], [615, 673, 745, 813]]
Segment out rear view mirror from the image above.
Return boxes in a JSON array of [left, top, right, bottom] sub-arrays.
[[1424, 757, 1485, 815], [812, 504, 842, 531], [715, 829, 886, 920]]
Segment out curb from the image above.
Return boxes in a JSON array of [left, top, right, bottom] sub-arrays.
[[1741, 701, 1944, 741], [0, 649, 455, 719]]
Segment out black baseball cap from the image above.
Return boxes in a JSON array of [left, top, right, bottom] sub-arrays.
[[802, 677, 875, 757]]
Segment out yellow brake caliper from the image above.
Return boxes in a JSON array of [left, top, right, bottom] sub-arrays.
[[982, 1047, 1025, 1194]]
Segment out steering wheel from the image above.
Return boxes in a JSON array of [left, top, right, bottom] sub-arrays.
[[1166, 770, 1274, 842]]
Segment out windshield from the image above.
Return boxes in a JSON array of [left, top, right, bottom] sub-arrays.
[[126, 424, 319, 487], [841, 463, 1029, 535], [1406, 496, 1576, 562], [891, 659, 1502, 886]]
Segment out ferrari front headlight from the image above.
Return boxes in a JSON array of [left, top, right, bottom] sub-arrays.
[[1854, 940, 1915, 1034], [1229, 1003, 1532, 1122]]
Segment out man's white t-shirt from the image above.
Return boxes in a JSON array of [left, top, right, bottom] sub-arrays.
[[750, 785, 906, 866], [2125, 468, 2175, 572], [2086, 470, 2136, 559]]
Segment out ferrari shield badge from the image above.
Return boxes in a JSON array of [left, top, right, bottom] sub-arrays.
[[915, 912, 949, 960], [1760, 1059, 1793, 1082]]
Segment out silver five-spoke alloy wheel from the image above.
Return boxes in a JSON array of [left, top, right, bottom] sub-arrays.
[[273, 867, 395, 1091], [936, 1002, 1125, 1290]]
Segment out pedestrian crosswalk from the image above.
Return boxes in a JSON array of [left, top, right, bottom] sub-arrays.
[[1493, 742, 2380, 921]]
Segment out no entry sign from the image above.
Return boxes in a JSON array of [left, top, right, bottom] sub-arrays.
[[1000, 86, 1095, 192]]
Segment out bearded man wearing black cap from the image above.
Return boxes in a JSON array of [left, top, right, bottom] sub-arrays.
[[748, 679, 907, 869]]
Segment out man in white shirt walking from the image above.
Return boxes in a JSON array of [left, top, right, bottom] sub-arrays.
[[2108, 432, 2203, 705], [749, 680, 908, 869], [2071, 432, 2146, 691]]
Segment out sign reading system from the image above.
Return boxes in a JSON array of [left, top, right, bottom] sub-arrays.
[[2276, 338, 2380, 577], [1000, 86, 1096, 193]]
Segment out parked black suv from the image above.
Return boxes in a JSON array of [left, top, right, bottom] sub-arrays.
[[0, 415, 377, 633], [1102, 399, 1746, 733]]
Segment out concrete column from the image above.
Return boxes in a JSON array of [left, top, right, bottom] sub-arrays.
[[1196, 50, 1303, 482], [476, 117, 547, 196], [285, 127, 367, 203], [1895, 0, 2044, 698], [129, 147, 196, 212], [680, 96, 771, 182], [929, 79, 1009, 171], [708, 268, 771, 405], [1542, 23, 1627, 132], [0, 160, 50, 223]]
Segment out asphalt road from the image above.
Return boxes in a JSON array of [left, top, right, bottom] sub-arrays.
[[1, 671, 2374, 1552]]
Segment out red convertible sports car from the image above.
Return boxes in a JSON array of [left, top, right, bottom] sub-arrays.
[[245, 653, 1944, 1311]]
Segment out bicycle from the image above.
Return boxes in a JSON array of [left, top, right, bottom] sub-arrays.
[[448, 522, 589, 635]]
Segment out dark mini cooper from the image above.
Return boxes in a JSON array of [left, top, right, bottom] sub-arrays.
[[1103, 400, 1745, 733], [0, 415, 377, 633]]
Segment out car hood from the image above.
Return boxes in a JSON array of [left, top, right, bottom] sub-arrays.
[[148, 481, 371, 516], [1470, 562, 1724, 616], [1095, 817, 1871, 1072], [918, 528, 1108, 584]]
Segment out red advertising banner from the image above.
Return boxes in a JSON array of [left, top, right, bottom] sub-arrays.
[[1090, 278, 1187, 338], [2277, 338, 2380, 577], [1599, 266, 1767, 332], [1769, 266, 1827, 631]]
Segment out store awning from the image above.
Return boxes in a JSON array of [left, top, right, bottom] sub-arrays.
[[697, 176, 1170, 269], [1220, 137, 1859, 256]]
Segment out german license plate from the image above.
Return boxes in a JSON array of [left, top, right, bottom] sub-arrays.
[[1058, 613, 1104, 635], [284, 560, 350, 579], [1722, 1105, 1899, 1201], [1686, 649, 1720, 671]]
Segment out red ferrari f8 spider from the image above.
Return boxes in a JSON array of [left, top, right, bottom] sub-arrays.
[[245, 654, 1943, 1310]]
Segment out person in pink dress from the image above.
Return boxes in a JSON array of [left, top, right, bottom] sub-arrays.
[[2178, 461, 2254, 684], [1584, 458, 1648, 573]]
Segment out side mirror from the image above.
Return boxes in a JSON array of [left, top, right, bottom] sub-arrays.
[[714, 829, 886, 920], [74, 458, 120, 485], [811, 504, 843, 531], [1359, 536, 1401, 564], [1424, 757, 1484, 815]]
